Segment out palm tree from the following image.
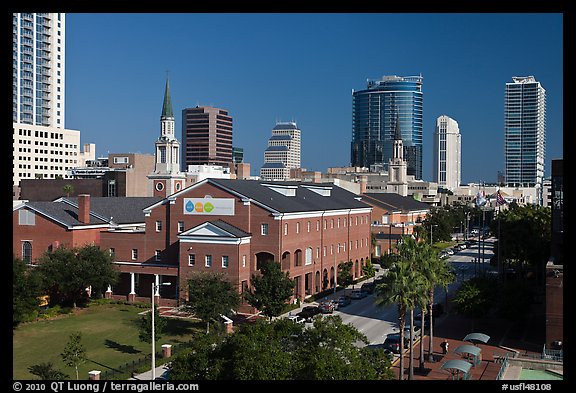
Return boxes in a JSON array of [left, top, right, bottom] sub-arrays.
[[375, 235, 426, 380], [419, 244, 455, 362]]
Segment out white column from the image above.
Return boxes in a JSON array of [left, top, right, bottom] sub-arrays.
[[130, 273, 136, 295], [155, 274, 160, 296]]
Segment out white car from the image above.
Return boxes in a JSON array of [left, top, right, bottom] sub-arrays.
[[446, 249, 454, 256]]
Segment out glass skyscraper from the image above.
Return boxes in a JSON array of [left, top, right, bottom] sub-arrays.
[[351, 75, 423, 179], [504, 76, 546, 193]]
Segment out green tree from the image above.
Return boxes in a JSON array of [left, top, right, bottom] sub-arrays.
[[13, 256, 43, 330], [60, 332, 87, 380], [452, 277, 496, 330], [244, 260, 295, 320], [62, 184, 74, 197], [417, 242, 455, 362], [338, 260, 354, 289], [168, 333, 224, 380], [38, 245, 119, 308], [362, 258, 376, 278], [28, 362, 69, 380], [375, 235, 425, 380], [491, 204, 551, 282], [138, 307, 167, 344], [185, 272, 241, 334]]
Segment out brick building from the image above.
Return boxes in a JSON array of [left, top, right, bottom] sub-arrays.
[[101, 178, 372, 306]]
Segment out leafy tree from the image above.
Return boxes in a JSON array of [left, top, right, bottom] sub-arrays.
[[138, 307, 167, 344], [362, 258, 376, 278], [491, 204, 551, 282], [13, 256, 43, 329], [452, 277, 497, 330], [337, 260, 354, 288], [185, 272, 241, 334], [38, 245, 119, 308], [60, 332, 87, 380], [28, 362, 69, 380], [243, 260, 295, 320], [169, 316, 393, 380]]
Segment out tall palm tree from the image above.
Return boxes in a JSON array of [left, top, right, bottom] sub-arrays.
[[419, 244, 455, 362], [375, 235, 426, 380]]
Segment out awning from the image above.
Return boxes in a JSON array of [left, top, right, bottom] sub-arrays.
[[440, 359, 472, 374], [454, 344, 482, 357], [463, 332, 490, 345]]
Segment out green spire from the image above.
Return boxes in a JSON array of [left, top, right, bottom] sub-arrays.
[[161, 78, 173, 118]]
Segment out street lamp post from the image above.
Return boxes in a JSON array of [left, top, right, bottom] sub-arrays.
[[151, 281, 171, 380]]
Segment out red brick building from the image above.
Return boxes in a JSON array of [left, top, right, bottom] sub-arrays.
[[14, 180, 373, 308], [101, 179, 372, 306]]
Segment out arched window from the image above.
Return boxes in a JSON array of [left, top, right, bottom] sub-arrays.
[[305, 247, 313, 265], [22, 241, 32, 265]]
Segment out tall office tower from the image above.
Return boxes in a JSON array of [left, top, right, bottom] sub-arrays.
[[504, 76, 546, 203], [260, 121, 301, 180], [351, 75, 423, 179], [149, 78, 185, 198], [433, 115, 461, 191], [181, 106, 233, 168], [12, 13, 87, 188]]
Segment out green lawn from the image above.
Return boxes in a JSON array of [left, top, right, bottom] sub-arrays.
[[13, 302, 202, 380]]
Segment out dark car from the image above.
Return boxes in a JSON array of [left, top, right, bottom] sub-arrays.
[[296, 306, 321, 322], [361, 282, 375, 294], [337, 295, 352, 307], [350, 289, 368, 299], [382, 333, 409, 354]]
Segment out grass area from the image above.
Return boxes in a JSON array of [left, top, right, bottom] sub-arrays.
[[13, 302, 202, 380]]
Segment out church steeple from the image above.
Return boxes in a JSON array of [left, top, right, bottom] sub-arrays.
[[161, 77, 174, 119]]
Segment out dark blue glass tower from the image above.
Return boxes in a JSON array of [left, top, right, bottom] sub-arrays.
[[351, 75, 423, 179]]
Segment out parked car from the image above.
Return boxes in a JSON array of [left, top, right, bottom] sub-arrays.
[[350, 289, 368, 299], [287, 314, 305, 324], [361, 282, 375, 294], [337, 295, 352, 307], [439, 251, 449, 259], [296, 306, 321, 322], [445, 248, 454, 256], [403, 324, 422, 340], [414, 313, 432, 331], [382, 333, 409, 354], [318, 301, 335, 314]]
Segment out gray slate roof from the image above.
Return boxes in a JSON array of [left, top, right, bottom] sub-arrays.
[[361, 192, 430, 213], [65, 196, 163, 224], [209, 220, 251, 237], [20, 197, 163, 228], [209, 179, 370, 213]]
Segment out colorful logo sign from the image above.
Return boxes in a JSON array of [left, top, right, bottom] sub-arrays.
[[183, 198, 235, 215]]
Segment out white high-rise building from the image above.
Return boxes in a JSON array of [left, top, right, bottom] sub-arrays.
[[504, 76, 546, 201], [260, 121, 301, 180], [433, 115, 461, 191], [12, 13, 90, 189]]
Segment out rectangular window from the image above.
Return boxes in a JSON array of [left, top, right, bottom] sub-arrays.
[[261, 223, 269, 236], [155, 250, 161, 261], [305, 248, 312, 265], [18, 209, 35, 225], [242, 255, 246, 268], [205, 255, 212, 267], [307, 221, 311, 232], [222, 256, 229, 268], [155, 221, 162, 232], [109, 248, 115, 257], [131, 249, 138, 260], [188, 254, 195, 266], [296, 222, 300, 234], [178, 221, 184, 233], [284, 223, 288, 235]]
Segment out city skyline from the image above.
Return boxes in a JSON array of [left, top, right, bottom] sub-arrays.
[[65, 13, 563, 183]]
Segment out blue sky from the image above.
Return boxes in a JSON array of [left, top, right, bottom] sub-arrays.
[[65, 13, 563, 183]]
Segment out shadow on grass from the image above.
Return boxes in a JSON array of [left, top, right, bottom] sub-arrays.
[[104, 339, 142, 354]]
